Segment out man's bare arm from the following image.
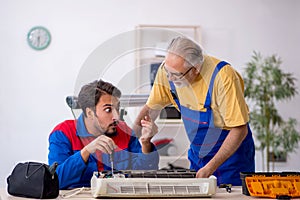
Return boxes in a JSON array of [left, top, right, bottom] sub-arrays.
[[133, 105, 161, 138], [196, 124, 248, 178]]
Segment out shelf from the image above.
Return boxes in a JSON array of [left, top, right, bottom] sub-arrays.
[[134, 24, 201, 94]]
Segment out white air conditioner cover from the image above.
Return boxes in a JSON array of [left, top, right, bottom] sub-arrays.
[[91, 172, 217, 198]]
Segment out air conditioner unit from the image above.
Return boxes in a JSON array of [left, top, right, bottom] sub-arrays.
[[91, 170, 217, 198]]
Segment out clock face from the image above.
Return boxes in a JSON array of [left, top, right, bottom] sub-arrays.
[[27, 26, 51, 50]]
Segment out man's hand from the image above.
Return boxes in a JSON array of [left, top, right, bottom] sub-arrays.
[[140, 116, 158, 153], [196, 166, 213, 178], [133, 105, 161, 138], [81, 135, 116, 162], [140, 116, 157, 142]]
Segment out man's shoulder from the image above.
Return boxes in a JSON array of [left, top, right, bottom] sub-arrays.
[[203, 55, 221, 65], [51, 120, 77, 135], [203, 55, 239, 78], [49, 120, 83, 150]]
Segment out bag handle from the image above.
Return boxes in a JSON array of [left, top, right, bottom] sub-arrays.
[[25, 162, 45, 179]]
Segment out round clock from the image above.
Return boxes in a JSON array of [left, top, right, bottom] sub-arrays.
[[27, 26, 51, 50]]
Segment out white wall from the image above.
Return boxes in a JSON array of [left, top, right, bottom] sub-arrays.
[[1, 0, 300, 187]]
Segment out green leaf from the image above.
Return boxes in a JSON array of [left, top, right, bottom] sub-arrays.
[[243, 51, 299, 171]]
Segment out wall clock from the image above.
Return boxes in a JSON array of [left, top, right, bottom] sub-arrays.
[[27, 26, 51, 50]]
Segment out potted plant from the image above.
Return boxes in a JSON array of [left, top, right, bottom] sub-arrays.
[[243, 51, 300, 172]]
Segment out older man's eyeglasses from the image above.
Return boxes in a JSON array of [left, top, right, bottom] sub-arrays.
[[163, 64, 194, 80]]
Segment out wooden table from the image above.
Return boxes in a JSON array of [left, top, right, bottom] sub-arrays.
[[0, 187, 266, 199]]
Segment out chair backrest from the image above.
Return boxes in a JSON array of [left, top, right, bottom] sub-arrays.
[[66, 96, 80, 109]]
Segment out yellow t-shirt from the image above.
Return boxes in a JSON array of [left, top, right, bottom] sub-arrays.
[[146, 56, 250, 130]]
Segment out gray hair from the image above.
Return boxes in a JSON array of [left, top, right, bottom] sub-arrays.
[[167, 37, 204, 71]]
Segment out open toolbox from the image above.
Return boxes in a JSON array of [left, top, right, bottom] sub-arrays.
[[240, 172, 300, 199]]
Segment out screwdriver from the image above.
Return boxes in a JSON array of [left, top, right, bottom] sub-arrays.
[[110, 150, 114, 177]]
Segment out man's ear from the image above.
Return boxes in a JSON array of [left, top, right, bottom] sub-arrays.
[[194, 63, 202, 74], [86, 108, 95, 119]]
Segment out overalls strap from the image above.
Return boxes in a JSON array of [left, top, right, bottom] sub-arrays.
[[204, 61, 229, 109], [169, 61, 229, 109], [169, 81, 181, 111]]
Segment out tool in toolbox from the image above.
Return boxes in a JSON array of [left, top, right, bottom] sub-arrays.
[[240, 172, 300, 199]]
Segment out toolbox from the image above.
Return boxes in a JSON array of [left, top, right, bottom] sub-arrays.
[[240, 172, 300, 199]]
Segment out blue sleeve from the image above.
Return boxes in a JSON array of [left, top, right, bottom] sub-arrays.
[[48, 131, 87, 189], [128, 131, 159, 170]]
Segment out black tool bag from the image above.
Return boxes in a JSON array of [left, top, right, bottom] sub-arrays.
[[7, 161, 59, 199]]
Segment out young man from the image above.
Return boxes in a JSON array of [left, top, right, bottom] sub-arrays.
[[134, 37, 255, 186], [48, 79, 159, 189]]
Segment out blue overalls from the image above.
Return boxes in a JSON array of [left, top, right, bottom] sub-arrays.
[[169, 61, 255, 185]]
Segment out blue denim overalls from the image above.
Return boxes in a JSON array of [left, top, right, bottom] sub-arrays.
[[169, 61, 255, 185]]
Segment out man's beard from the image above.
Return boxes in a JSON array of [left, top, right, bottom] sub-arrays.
[[104, 130, 117, 137], [104, 121, 118, 137], [173, 79, 189, 88]]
